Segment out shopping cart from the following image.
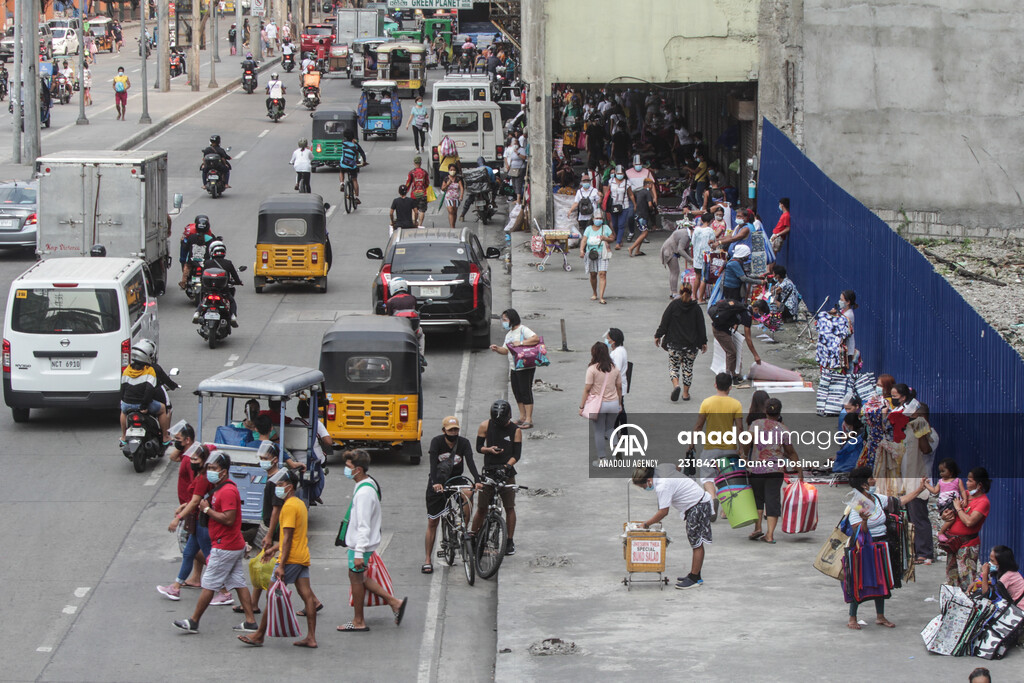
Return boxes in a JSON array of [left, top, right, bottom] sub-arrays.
[[536, 230, 572, 272]]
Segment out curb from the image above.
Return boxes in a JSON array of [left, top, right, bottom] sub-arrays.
[[114, 58, 278, 151]]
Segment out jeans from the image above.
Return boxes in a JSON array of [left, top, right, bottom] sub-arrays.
[[591, 400, 621, 458], [176, 524, 211, 583], [610, 206, 634, 245]]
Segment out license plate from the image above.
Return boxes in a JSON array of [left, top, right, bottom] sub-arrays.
[[0, 219, 15, 228], [208, 173, 219, 180], [374, 121, 385, 129], [418, 286, 442, 297], [126, 427, 146, 437], [307, 93, 316, 99], [204, 311, 221, 320], [50, 358, 81, 370]]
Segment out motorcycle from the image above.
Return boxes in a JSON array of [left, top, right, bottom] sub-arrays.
[[267, 97, 285, 122], [242, 67, 257, 94], [52, 74, 71, 105], [301, 86, 320, 110], [202, 147, 231, 198], [169, 51, 184, 77], [0, 73, 9, 101], [184, 261, 204, 303], [194, 266, 246, 349], [472, 192, 497, 224], [392, 309, 428, 370], [282, 52, 295, 72], [122, 408, 164, 472]]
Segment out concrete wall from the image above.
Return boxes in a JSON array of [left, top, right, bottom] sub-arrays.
[[798, 0, 1024, 235], [543, 0, 760, 85]]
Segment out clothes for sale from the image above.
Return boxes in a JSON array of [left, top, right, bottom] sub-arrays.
[[856, 395, 894, 469], [814, 311, 850, 370]]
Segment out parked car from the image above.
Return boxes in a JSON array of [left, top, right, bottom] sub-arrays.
[[366, 227, 501, 348], [0, 181, 38, 251], [1, 25, 53, 61]]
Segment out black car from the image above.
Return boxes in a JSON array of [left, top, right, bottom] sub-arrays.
[[367, 227, 501, 348]]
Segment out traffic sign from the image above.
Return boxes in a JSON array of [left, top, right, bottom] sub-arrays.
[[251, 0, 266, 16]]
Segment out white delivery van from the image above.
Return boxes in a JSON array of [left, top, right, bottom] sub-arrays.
[[430, 100, 503, 185], [432, 75, 492, 104], [3, 257, 159, 422]]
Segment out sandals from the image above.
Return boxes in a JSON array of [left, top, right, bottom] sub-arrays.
[[748, 531, 765, 541], [421, 564, 434, 574], [519, 422, 533, 430], [337, 622, 370, 632], [915, 557, 933, 565], [232, 605, 261, 614], [393, 597, 409, 626], [295, 603, 324, 617]]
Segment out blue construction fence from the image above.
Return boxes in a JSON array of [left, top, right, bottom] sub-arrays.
[[758, 119, 1024, 553]]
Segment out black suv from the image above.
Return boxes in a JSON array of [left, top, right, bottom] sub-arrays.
[[367, 227, 501, 348]]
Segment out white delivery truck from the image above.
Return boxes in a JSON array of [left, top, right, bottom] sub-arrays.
[[34, 151, 181, 295], [332, 8, 385, 77]]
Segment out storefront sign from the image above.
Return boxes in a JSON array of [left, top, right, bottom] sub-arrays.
[[387, 0, 473, 9]]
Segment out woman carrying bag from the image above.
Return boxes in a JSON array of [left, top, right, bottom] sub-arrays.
[[579, 212, 615, 304], [489, 308, 541, 429], [579, 342, 622, 460]]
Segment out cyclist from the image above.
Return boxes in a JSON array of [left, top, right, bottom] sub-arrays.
[[470, 400, 522, 556], [338, 130, 368, 205], [423, 416, 480, 574]]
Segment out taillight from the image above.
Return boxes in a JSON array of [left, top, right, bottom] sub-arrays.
[[25, 213, 37, 225], [315, 143, 322, 153], [431, 146, 439, 162], [121, 339, 131, 371], [469, 263, 480, 308], [261, 251, 269, 267], [52, 283, 78, 287], [326, 403, 336, 420], [3, 339, 10, 373], [380, 264, 392, 303], [207, 294, 221, 302], [399, 404, 408, 422], [130, 413, 143, 426], [496, 145, 504, 159], [311, 251, 318, 264]]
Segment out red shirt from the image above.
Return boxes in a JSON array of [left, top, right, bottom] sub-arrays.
[[407, 167, 429, 198], [772, 210, 791, 236], [947, 493, 989, 547], [209, 480, 245, 551], [176, 458, 194, 505]]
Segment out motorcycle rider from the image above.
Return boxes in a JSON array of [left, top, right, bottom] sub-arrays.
[[132, 339, 179, 436], [301, 51, 316, 73], [179, 215, 215, 289], [281, 38, 295, 65], [240, 51, 258, 90], [301, 62, 320, 100], [338, 130, 367, 204], [200, 134, 232, 188], [385, 278, 426, 360], [120, 341, 170, 446], [193, 240, 243, 327], [459, 156, 497, 222], [265, 71, 286, 116]]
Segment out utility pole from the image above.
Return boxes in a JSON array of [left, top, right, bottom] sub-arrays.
[[76, 8, 88, 125], [212, 0, 219, 62], [12, 0, 22, 163], [158, 0, 169, 91], [139, 0, 152, 122], [191, 0, 200, 90], [207, 0, 217, 87], [522, 0, 549, 227], [23, 0, 40, 164], [234, 0, 241, 57]]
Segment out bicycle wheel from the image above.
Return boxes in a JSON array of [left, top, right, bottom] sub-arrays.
[[442, 516, 456, 567], [344, 183, 354, 213], [475, 513, 507, 579], [460, 531, 476, 586]]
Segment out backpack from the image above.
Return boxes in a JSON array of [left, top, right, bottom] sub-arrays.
[[578, 194, 594, 216], [707, 298, 747, 327], [340, 142, 359, 168]]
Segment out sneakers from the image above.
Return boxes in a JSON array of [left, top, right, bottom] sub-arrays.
[[675, 576, 703, 590], [233, 621, 259, 632], [505, 539, 516, 556], [157, 584, 181, 601], [732, 374, 744, 386], [230, 314, 239, 328], [173, 618, 199, 633], [210, 591, 234, 606]]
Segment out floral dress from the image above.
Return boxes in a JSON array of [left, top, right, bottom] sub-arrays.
[[856, 396, 894, 469]]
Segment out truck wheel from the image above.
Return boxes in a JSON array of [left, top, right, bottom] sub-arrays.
[[363, 130, 369, 141], [471, 326, 491, 349], [403, 441, 422, 465], [11, 407, 29, 423]]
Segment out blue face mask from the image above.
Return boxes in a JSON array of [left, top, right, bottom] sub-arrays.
[[634, 165, 643, 171], [501, 321, 510, 331], [989, 562, 998, 573], [259, 460, 273, 471], [867, 486, 877, 495], [581, 182, 591, 189], [644, 483, 654, 492], [275, 486, 287, 499], [594, 220, 603, 227], [344, 466, 355, 479], [206, 470, 220, 484], [604, 339, 612, 349]]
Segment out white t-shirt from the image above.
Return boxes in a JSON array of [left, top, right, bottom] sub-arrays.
[[654, 477, 710, 518], [266, 24, 278, 41], [573, 186, 600, 220], [847, 492, 889, 538], [301, 58, 315, 71], [503, 324, 536, 371], [609, 345, 628, 394], [290, 148, 313, 173], [504, 145, 525, 169], [842, 308, 856, 356], [282, 42, 294, 55], [675, 126, 693, 146], [625, 167, 654, 193], [691, 226, 715, 268], [296, 417, 330, 464], [267, 80, 284, 98]]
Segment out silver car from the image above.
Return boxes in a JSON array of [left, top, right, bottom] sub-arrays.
[[0, 181, 38, 250]]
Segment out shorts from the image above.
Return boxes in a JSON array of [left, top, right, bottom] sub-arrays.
[[201, 547, 248, 591], [426, 487, 447, 519], [477, 475, 515, 512], [584, 255, 609, 273], [414, 196, 428, 211], [347, 549, 373, 573], [340, 166, 359, 177], [121, 399, 163, 414], [749, 472, 784, 518], [444, 196, 459, 208], [273, 563, 311, 585], [684, 500, 713, 548], [114, 90, 127, 106]]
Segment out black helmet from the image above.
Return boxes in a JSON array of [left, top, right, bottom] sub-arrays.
[[210, 134, 221, 145], [89, 244, 106, 257], [195, 215, 211, 232], [490, 400, 512, 424]]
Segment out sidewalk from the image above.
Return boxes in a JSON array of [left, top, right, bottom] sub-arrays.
[[493, 232, 1017, 681]]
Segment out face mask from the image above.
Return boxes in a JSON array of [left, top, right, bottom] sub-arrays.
[[275, 486, 287, 499], [344, 466, 355, 479], [634, 165, 642, 171], [874, 386, 883, 396], [581, 182, 591, 189], [501, 321, 510, 331], [190, 462, 202, 474], [867, 486, 877, 495], [206, 470, 221, 484], [839, 299, 848, 309], [594, 220, 603, 227], [259, 460, 273, 471], [968, 488, 978, 497], [989, 562, 998, 573], [172, 440, 183, 450], [615, 174, 624, 180], [644, 483, 654, 492], [604, 339, 612, 349]]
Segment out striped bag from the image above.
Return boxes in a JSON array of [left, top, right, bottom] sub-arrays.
[[348, 552, 395, 607], [781, 479, 818, 534], [266, 579, 302, 638]]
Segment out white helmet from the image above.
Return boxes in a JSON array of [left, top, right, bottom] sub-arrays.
[[208, 240, 227, 258], [131, 339, 157, 365], [389, 277, 410, 296]]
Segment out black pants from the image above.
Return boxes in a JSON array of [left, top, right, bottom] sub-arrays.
[[749, 472, 784, 517], [614, 396, 627, 429], [723, 286, 741, 301], [905, 497, 934, 560], [509, 368, 535, 406], [296, 171, 311, 193], [412, 125, 427, 151]]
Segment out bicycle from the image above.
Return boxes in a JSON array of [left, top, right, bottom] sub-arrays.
[[340, 161, 367, 214], [474, 473, 527, 580], [437, 477, 476, 586]]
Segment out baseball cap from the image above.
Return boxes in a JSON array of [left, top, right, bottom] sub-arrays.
[[442, 416, 460, 430], [733, 244, 751, 259]]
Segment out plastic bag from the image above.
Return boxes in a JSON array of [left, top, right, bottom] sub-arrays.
[[248, 550, 275, 592], [266, 579, 302, 638]]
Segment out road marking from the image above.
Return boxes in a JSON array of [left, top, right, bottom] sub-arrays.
[[326, 204, 336, 219], [418, 346, 470, 683], [36, 647, 52, 653], [235, 150, 247, 158], [131, 68, 140, 73], [143, 458, 169, 487], [61, 605, 77, 615], [74, 587, 91, 598], [133, 87, 239, 150], [224, 354, 239, 367], [258, 129, 270, 138]]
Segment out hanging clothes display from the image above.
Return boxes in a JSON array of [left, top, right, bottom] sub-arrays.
[[814, 311, 851, 416]]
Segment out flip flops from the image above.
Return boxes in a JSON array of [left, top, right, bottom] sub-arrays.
[[337, 623, 370, 632], [237, 635, 263, 647], [421, 564, 433, 574], [748, 531, 765, 541], [393, 597, 408, 626], [232, 605, 261, 614], [295, 603, 324, 617]]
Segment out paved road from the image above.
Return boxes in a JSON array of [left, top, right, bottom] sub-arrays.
[[0, 63, 506, 681]]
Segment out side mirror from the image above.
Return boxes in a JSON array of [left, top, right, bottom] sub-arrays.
[[366, 247, 384, 260], [238, 265, 248, 272], [323, 202, 331, 211], [169, 368, 180, 376], [172, 193, 183, 209], [226, 146, 232, 152], [485, 246, 501, 259]]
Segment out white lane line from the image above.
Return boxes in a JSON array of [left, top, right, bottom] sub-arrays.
[[326, 204, 337, 219], [74, 587, 91, 598], [143, 458, 169, 487], [235, 150, 247, 159], [417, 346, 471, 683], [36, 647, 52, 653], [133, 86, 238, 150], [131, 68, 140, 73], [224, 354, 239, 367], [61, 605, 77, 615], [258, 129, 270, 138]]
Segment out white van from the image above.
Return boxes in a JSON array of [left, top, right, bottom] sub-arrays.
[[430, 100, 503, 185], [3, 257, 159, 422], [432, 75, 492, 104]]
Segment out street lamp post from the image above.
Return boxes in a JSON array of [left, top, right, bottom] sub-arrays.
[[12, 0, 22, 163], [139, 0, 152, 123], [208, 1, 218, 88], [212, 1, 220, 63], [76, 21, 88, 124]]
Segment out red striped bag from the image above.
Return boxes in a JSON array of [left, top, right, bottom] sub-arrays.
[[266, 579, 302, 638], [348, 552, 395, 607], [781, 479, 818, 534]]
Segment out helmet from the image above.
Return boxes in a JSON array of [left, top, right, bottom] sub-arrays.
[[210, 134, 221, 146], [208, 240, 227, 258], [490, 400, 512, 424], [389, 277, 409, 296], [183, 223, 197, 239], [298, 138, 308, 148], [271, 72, 279, 80], [246, 52, 253, 60], [195, 215, 211, 232], [130, 339, 156, 365], [89, 244, 106, 257]]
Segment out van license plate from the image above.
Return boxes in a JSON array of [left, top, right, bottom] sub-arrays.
[[50, 358, 81, 370], [418, 286, 442, 297]]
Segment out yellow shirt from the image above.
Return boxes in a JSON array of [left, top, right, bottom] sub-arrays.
[[277, 496, 310, 566], [699, 394, 742, 450], [113, 74, 129, 92]]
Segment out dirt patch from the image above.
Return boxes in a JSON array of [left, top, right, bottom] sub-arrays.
[[532, 380, 563, 392], [524, 487, 564, 497], [528, 638, 581, 656], [512, 285, 547, 293], [529, 555, 574, 568], [526, 430, 558, 440]]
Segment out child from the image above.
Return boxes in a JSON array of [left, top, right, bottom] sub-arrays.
[[924, 457, 968, 543]]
